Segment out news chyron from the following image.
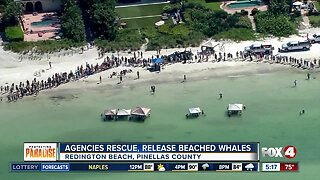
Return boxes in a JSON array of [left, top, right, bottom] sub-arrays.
[[10, 142, 298, 173]]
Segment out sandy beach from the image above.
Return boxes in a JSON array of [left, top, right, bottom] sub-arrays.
[[1, 29, 320, 180], [0, 28, 320, 92], [47, 62, 291, 92]]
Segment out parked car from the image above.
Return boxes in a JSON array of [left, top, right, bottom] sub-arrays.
[[244, 43, 274, 55], [308, 33, 320, 43], [279, 40, 311, 52]]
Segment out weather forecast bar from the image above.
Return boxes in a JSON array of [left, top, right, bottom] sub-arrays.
[[10, 162, 259, 172]]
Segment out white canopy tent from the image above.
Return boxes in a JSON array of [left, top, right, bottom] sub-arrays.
[[228, 104, 243, 111], [132, 107, 151, 117], [104, 109, 117, 116], [201, 41, 220, 55], [201, 41, 219, 48], [188, 107, 201, 114], [117, 109, 131, 116]]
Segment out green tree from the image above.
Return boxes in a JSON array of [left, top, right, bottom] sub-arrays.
[[60, 0, 86, 42], [268, 0, 290, 15], [2, 0, 23, 24], [255, 12, 296, 37], [90, 0, 117, 40], [189, 9, 242, 37]]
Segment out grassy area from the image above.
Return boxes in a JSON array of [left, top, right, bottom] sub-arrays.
[[314, 1, 320, 11], [5, 25, 24, 42], [309, 15, 320, 27], [139, 21, 204, 50], [213, 28, 256, 41], [4, 40, 84, 53], [204, 1, 223, 11], [115, 3, 166, 18], [123, 16, 161, 28], [188, 0, 222, 11], [96, 28, 145, 52]]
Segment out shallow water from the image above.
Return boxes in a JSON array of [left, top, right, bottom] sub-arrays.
[[0, 69, 319, 180]]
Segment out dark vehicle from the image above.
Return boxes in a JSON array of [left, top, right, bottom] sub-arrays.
[[164, 51, 193, 62], [244, 44, 274, 55]]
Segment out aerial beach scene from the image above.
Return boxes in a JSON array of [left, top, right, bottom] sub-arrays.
[[1, 0, 320, 179]]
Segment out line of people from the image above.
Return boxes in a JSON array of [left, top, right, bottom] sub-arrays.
[[1, 55, 144, 102], [1, 49, 320, 103], [1, 52, 169, 102]]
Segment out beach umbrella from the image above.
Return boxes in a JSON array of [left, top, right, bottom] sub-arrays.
[[117, 109, 131, 116], [131, 107, 151, 116], [104, 109, 117, 116], [152, 58, 164, 64]]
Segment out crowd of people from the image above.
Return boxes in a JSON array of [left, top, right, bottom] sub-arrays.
[[195, 50, 320, 69], [1, 48, 319, 103], [1, 54, 146, 102]]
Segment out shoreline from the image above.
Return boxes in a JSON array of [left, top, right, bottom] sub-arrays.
[[0, 53, 317, 103], [10, 62, 308, 103]]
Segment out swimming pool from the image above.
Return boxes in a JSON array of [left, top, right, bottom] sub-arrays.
[[227, 0, 261, 9], [31, 19, 55, 27]]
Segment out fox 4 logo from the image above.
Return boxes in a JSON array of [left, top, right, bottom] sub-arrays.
[[261, 146, 297, 159]]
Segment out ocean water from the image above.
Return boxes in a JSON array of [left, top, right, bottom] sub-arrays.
[[0, 69, 319, 180]]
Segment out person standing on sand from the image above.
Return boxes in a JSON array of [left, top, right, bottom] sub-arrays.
[[137, 71, 140, 79], [49, 61, 52, 69], [307, 73, 310, 80], [99, 75, 102, 83], [181, 75, 187, 83], [150, 85, 156, 94], [294, 80, 297, 87], [120, 75, 123, 83]]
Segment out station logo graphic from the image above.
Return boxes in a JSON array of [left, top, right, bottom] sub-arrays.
[[261, 145, 296, 159], [24, 143, 57, 161]]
